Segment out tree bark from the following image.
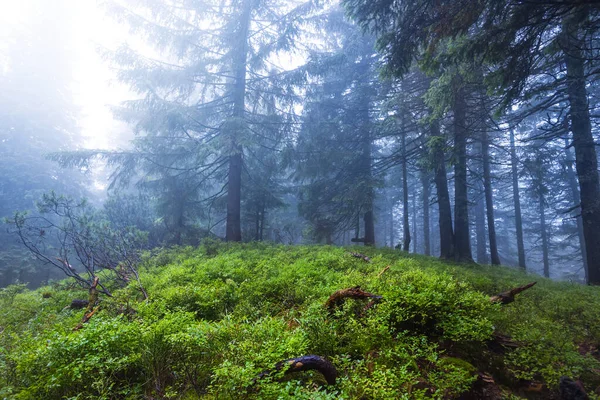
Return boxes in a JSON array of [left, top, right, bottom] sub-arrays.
[[482, 128, 500, 265], [564, 139, 588, 278], [255, 209, 260, 241], [431, 120, 454, 259], [475, 189, 488, 264], [412, 188, 418, 253], [539, 191, 550, 278], [452, 79, 473, 262], [360, 65, 375, 247], [421, 170, 431, 256], [402, 112, 411, 252], [389, 197, 395, 248], [562, 10, 600, 284], [510, 129, 526, 270], [226, 0, 252, 242]]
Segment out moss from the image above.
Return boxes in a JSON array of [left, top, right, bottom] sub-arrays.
[[0, 244, 599, 399]]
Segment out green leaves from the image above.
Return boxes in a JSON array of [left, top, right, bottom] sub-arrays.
[[1, 244, 600, 398]]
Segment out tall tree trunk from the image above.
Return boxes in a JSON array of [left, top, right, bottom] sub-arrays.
[[562, 10, 600, 284], [359, 66, 375, 247], [259, 202, 265, 241], [482, 128, 500, 265], [475, 189, 488, 264], [390, 196, 395, 248], [539, 192, 550, 278], [412, 188, 418, 253], [421, 170, 431, 256], [402, 113, 411, 252], [510, 129, 526, 269], [564, 139, 588, 278], [431, 120, 454, 259], [453, 79, 473, 262], [255, 208, 260, 241], [226, 0, 252, 242]]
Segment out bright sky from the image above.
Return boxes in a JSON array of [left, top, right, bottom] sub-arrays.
[[0, 0, 132, 150]]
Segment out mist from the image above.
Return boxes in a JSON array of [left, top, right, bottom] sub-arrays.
[[1, 0, 599, 289]]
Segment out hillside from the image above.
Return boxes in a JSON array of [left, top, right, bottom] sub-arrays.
[[1, 243, 599, 399]]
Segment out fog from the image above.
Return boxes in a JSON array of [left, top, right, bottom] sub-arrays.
[[1, 0, 599, 288]]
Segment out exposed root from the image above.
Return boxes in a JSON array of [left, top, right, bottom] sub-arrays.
[[559, 376, 589, 400], [348, 252, 371, 262], [253, 355, 337, 386], [490, 282, 536, 305], [69, 299, 89, 309], [325, 286, 382, 313]]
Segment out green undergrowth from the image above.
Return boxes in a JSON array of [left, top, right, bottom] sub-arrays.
[[1, 243, 599, 399]]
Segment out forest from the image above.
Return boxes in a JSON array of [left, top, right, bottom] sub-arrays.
[[2, 0, 600, 285], [1, 0, 600, 398]]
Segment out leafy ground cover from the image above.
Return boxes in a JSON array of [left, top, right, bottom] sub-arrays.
[[1, 242, 599, 399]]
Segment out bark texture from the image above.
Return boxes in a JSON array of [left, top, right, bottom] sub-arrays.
[[431, 121, 454, 259], [510, 130, 526, 270], [452, 80, 473, 262], [225, 0, 252, 242], [562, 9, 600, 284]]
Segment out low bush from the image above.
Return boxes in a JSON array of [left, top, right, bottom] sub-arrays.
[[0, 243, 598, 399]]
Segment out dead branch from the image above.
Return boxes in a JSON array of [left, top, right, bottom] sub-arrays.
[[490, 282, 537, 305], [73, 277, 100, 331], [253, 355, 337, 386], [377, 265, 390, 277], [348, 252, 371, 262], [325, 286, 382, 312]]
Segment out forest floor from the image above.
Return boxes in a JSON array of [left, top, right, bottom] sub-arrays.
[[1, 242, 599, 399]]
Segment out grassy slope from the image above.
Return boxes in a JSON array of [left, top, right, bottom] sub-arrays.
[[0, 243, 599, 399]]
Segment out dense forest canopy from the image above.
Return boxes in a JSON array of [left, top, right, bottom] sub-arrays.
[[1, 0, 599, 285]]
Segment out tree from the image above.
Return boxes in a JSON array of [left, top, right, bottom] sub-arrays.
[[510, 129, 527, 270], [295, 9, 381, 245], [6, 192, 147, 297], [343, 0, 600, 282], [58, 0, 319, 243]]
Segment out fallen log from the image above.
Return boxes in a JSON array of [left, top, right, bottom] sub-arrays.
[[253, 355, 337, 386], [490, 282, 536, 305], [325, 286, 382, 312], [348, 252, 371, 262]]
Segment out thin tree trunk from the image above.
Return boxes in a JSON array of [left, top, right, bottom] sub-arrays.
[[259, 202, 265, 241], [510, 129, 526, 269], [402, 113, 411, 252], [359, 65, 375, 247], [255, 209, 260, 241], [421, 170, 431, 256], [412, 188, 418, 253], [226, 0, 252, 242], [431, 120, 454, 259], [475, 190, 488, 264], [453, 79, 472, 262], [564, 139, 588, 277], [390, 197, 395, 248], [482, 128, 500, 265], [562, 10, 600, 284], [539, 192, 550, 278]]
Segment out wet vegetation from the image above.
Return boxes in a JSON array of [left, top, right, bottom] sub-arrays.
[[1, 244, 599, 399], [2, 0, 600, 398]]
